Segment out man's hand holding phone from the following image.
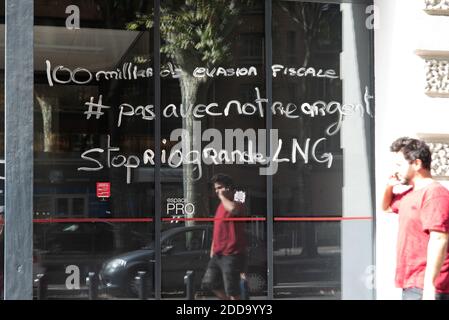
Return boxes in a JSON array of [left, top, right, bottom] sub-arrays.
[[388, 173, 404, 187]]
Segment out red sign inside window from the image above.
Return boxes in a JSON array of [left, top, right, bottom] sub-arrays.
[[96, 182, 111, 198]]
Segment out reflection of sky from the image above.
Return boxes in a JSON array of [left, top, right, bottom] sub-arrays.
[[32, 26, 141, 71]]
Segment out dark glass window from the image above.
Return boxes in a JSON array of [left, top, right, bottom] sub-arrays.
[[272, 1, 374, 299], [159, 1, 267, 299], [33, 0, 155, 299], [22, 0, 374, 300]]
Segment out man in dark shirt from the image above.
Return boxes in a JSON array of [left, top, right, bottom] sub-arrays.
[[201, 173, 247, 300]]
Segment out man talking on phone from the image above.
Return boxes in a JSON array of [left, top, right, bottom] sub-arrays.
[[200, 173, 247, 300], [382, 137, 449, 300]]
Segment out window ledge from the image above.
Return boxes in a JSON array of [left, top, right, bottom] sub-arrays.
[[424, 8, 449, 16], [415, 50, 449, 98]]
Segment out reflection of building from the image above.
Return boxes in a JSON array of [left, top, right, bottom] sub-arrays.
[[2, 0, 373, 300], [3, 0, 447, 301]]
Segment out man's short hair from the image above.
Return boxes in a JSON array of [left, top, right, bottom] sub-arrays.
[[390, 137, 432, 171], [211, 173, 234, 189]]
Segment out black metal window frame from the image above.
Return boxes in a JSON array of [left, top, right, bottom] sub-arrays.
[[3, 0, 374, 300]]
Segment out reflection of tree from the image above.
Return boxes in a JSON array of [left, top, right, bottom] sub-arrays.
[[275, 2, 339, 258], [35, 93, 55, 152], [99, 1, 149, 29], [277, 2, 325, 67], [127, 1, 252, 220]]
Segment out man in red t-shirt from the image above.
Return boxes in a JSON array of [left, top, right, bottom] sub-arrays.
[[201, 173, 247, 300], [382, 137, 449, 300], [0, 212, 3, 299]]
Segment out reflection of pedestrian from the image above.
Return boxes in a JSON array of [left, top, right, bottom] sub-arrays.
[[201, 174, 247, 300], [382, 137, 449, 300]]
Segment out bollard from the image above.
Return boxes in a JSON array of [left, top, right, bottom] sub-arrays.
[[86, 272, 99, 300], [240, 276, 249, 300], [135, 271, 148, 300], [184, 270, 195, 300], [34, 273, 47, 300]]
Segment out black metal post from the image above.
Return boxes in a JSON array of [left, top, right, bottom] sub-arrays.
[[154, 0, 162, 301], [184, 270, 195, 300], [148, 260, 154, 298], [265, 0, 274, 300], [240, 276, 249, 300], [135, 271, 148, 300], [34, 274, 47, 300], [86, 272, 99, 300]]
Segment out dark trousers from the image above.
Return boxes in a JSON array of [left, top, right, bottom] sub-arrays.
[[402, 287, 449, 300]]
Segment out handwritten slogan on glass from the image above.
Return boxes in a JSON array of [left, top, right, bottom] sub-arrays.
[[45, 60, 373, 183]]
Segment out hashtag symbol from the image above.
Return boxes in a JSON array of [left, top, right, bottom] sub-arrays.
[[84, 95, 110, 120]]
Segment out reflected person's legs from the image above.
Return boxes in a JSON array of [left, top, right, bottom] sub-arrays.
[[201, 256, 227, 299], [220, 255, 244, 300], [212, 289, 229, 300]]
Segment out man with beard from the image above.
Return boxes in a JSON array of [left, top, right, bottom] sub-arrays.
[[382, 137, 449, 300]]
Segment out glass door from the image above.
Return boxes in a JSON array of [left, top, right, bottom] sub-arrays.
[[33, 0, 155, 299]]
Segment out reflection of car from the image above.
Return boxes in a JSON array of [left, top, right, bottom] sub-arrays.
[[273, 224, 341, 298], [99, 225, 267, 297], [33, 222, 148, 286]]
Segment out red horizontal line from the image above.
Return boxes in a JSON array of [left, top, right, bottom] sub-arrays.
[[161, 218, 267, 222], [274, 217, 373, 221], [27, 217, 373, 224], [163, 217, 373, 222], [33, 218, 154, 223]]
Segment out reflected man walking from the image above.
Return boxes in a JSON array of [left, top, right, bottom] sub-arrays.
[[201, 174, 247, 300]]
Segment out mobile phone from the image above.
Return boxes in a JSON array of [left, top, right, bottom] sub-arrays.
[[394, 173, 406, 185]]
